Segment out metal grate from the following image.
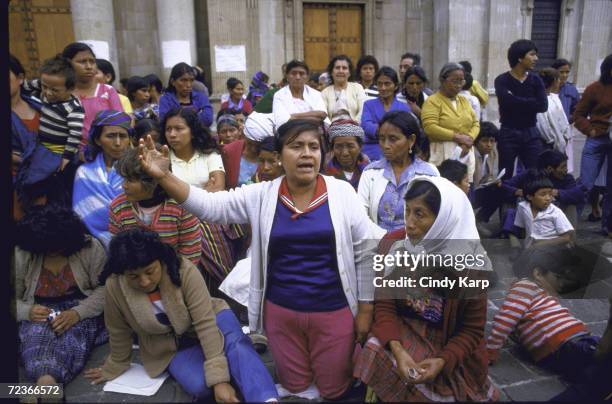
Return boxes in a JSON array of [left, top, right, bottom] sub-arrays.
[[531, 0, 561, 69]]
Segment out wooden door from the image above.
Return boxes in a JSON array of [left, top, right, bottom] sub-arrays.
[[303, 3, 363, 73], [9, 0, 75, 78]]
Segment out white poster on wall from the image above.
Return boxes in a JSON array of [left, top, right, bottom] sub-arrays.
[[214, 45, 246, 72], [162, 40, 192, 68], [79, 40, 109, 60]]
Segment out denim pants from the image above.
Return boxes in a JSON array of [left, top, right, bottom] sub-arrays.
[[537, 335, 600, 382], [497, 126, 543, 179], [579, 135, 612, 231], [168, 309, 278, 401]]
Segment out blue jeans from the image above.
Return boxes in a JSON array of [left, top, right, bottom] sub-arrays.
[[497, 126, 543, 179], [168, 309, 278, 401], [579, 136, 612, 231]]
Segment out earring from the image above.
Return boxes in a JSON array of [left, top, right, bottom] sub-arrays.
[[277, 162, 282, 166]]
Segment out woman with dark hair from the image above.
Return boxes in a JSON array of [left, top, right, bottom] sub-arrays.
[[536, 68, 570, 153], [356, 55, 380, 98], [136, 118, 385, 400], [73, 110, 132, 248], [321, 55, 366, 122], [62, 42, 123, 148], [247, 71, 270, 107], [216, 114, 241, 145], [144, 73, 163, 104], [220, 77, 253, 115], [95, 58, 133, 115], [160, 107, 244, 286], [84, 228, 278, 402], [159, 62, 214, 127], [355, 176, 498, 402], [134, 118, 161, 143], [127, 75, 159, 121], [574, 54, 612, 234], [323, 119, 369, 190], [15, 204, 107, 387], [360, 66, 411, 161], [272, 59, 329, 127], [398, 66, 429, 117], [253, 136, 284, 183], [552, 58, 580, 122], [109, 148, 203, 265], [358, 111, 438, 230], [422, 62, 479, 183]]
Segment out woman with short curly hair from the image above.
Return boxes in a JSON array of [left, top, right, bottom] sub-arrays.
[[15, 204, 107, 387]]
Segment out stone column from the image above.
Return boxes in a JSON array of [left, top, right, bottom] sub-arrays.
[[70, 0, 120, 81], [155, 0, 198, 83]]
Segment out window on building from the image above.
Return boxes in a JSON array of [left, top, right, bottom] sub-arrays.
[[531, 0, 561, 68]]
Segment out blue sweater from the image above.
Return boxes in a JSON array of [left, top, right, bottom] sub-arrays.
[[266, 200, 347, 312], [494, 72, 548, 129], [360, 98, 411, 161], [501, 172, 585, 206], [159, 90, 214, 128]]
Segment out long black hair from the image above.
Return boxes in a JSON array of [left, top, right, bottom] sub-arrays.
[[600, 54, 612, 85], [160, 107, 219, 154], [100, 228, 181, 287], [166, 62, 195, 93]]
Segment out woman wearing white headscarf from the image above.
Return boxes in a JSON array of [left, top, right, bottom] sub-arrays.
[[221, 112, 275, 189], [354, 175, 498, 402]]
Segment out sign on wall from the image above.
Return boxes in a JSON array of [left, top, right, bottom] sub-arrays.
[[214, 45, 246, 72]]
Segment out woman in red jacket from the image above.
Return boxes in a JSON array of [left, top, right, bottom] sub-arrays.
[[354, 175, 499, 402]]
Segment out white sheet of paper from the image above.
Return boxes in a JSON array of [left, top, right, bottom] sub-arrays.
[[214, 45, 246, 72], [103, 363, 169, 396], [162, 40, 192, 68], [79, 40, 109, 61]]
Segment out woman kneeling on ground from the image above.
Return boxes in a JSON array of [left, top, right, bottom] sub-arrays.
[[15, 204, 107, 386], [355, 175, 499, 401], [84, 228, 278, 402]]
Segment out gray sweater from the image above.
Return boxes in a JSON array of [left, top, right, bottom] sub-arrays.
[[14, 238, 106, 321]]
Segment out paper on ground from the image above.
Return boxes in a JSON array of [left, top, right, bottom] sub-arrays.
[[275, 383, 319, 400], [103, 363, 169, 396]]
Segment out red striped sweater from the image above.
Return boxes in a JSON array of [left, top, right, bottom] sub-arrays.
[[487, 279, 587, 362], [109, 194, 203, 265]]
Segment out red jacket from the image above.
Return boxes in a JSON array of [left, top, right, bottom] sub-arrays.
[[221, 139, 245, 190]]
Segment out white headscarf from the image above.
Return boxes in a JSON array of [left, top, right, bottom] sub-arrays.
[[401, 175, 492, 272], [244, 112, 275, 142]]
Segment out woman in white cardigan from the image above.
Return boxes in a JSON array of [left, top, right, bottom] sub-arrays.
[[321, 55, 367, 122], [358, 111, 439, 229], [137, 119, 385, 400]]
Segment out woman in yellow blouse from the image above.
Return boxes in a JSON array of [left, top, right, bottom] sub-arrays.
[[421, 63, 479, 182]]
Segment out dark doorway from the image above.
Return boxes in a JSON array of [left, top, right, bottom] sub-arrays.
[[531, 0, 561, 69]]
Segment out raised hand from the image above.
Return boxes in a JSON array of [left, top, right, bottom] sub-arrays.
[[138, 135, 171, 180]]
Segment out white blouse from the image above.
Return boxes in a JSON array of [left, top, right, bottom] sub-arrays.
[[170, 150, 225, 188]]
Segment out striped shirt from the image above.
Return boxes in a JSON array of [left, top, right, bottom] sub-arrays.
[[487, 279, 587, 362], [109, 194, 203, 265], [23, 79, 85, 160]]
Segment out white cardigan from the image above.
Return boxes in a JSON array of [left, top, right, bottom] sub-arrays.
[[321, 82, 367, 122], [272, 85, 330, 127], [182, 175, 385, 332], [357, 160, 439, 225]]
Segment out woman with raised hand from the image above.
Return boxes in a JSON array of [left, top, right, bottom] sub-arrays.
[[16, 205, 107, 387], [159, 62, 214, 128], [355, 175, 498, 402], [136, 118, 385, 400], [73, 110, 132, 248], [321, 55, 367, 122], [84, 228, 278, 402], [358, 111, 438, 230], [360, 66, 411, 161]]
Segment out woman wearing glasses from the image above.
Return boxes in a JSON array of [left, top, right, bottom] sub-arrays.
[[421, 63, 480, 183]]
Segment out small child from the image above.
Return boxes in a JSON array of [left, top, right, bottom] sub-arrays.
[[253, 136, 283, 183], [438, 159, 470, 195], [514, 174, 575, 247], [23, 54, 85, 169], [472, 122, 504, 224], [487, 246, 600, 383]]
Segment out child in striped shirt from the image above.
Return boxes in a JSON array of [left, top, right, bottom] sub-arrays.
[[24, 54, 85, 169], [487, 246, 600, 382]]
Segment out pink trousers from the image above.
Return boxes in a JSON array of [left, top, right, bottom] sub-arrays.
[[263, 300, 354, 399]]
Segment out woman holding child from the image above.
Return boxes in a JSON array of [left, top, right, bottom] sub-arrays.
[[136, 118, 385, 400], [354, 175, 498, 401]]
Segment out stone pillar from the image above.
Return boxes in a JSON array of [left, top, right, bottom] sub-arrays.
[[70, 0, 120, 81], [155, 0, 197, 83]]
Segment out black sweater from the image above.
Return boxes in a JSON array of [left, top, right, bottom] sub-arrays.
[[494, 72, 548, 129]]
